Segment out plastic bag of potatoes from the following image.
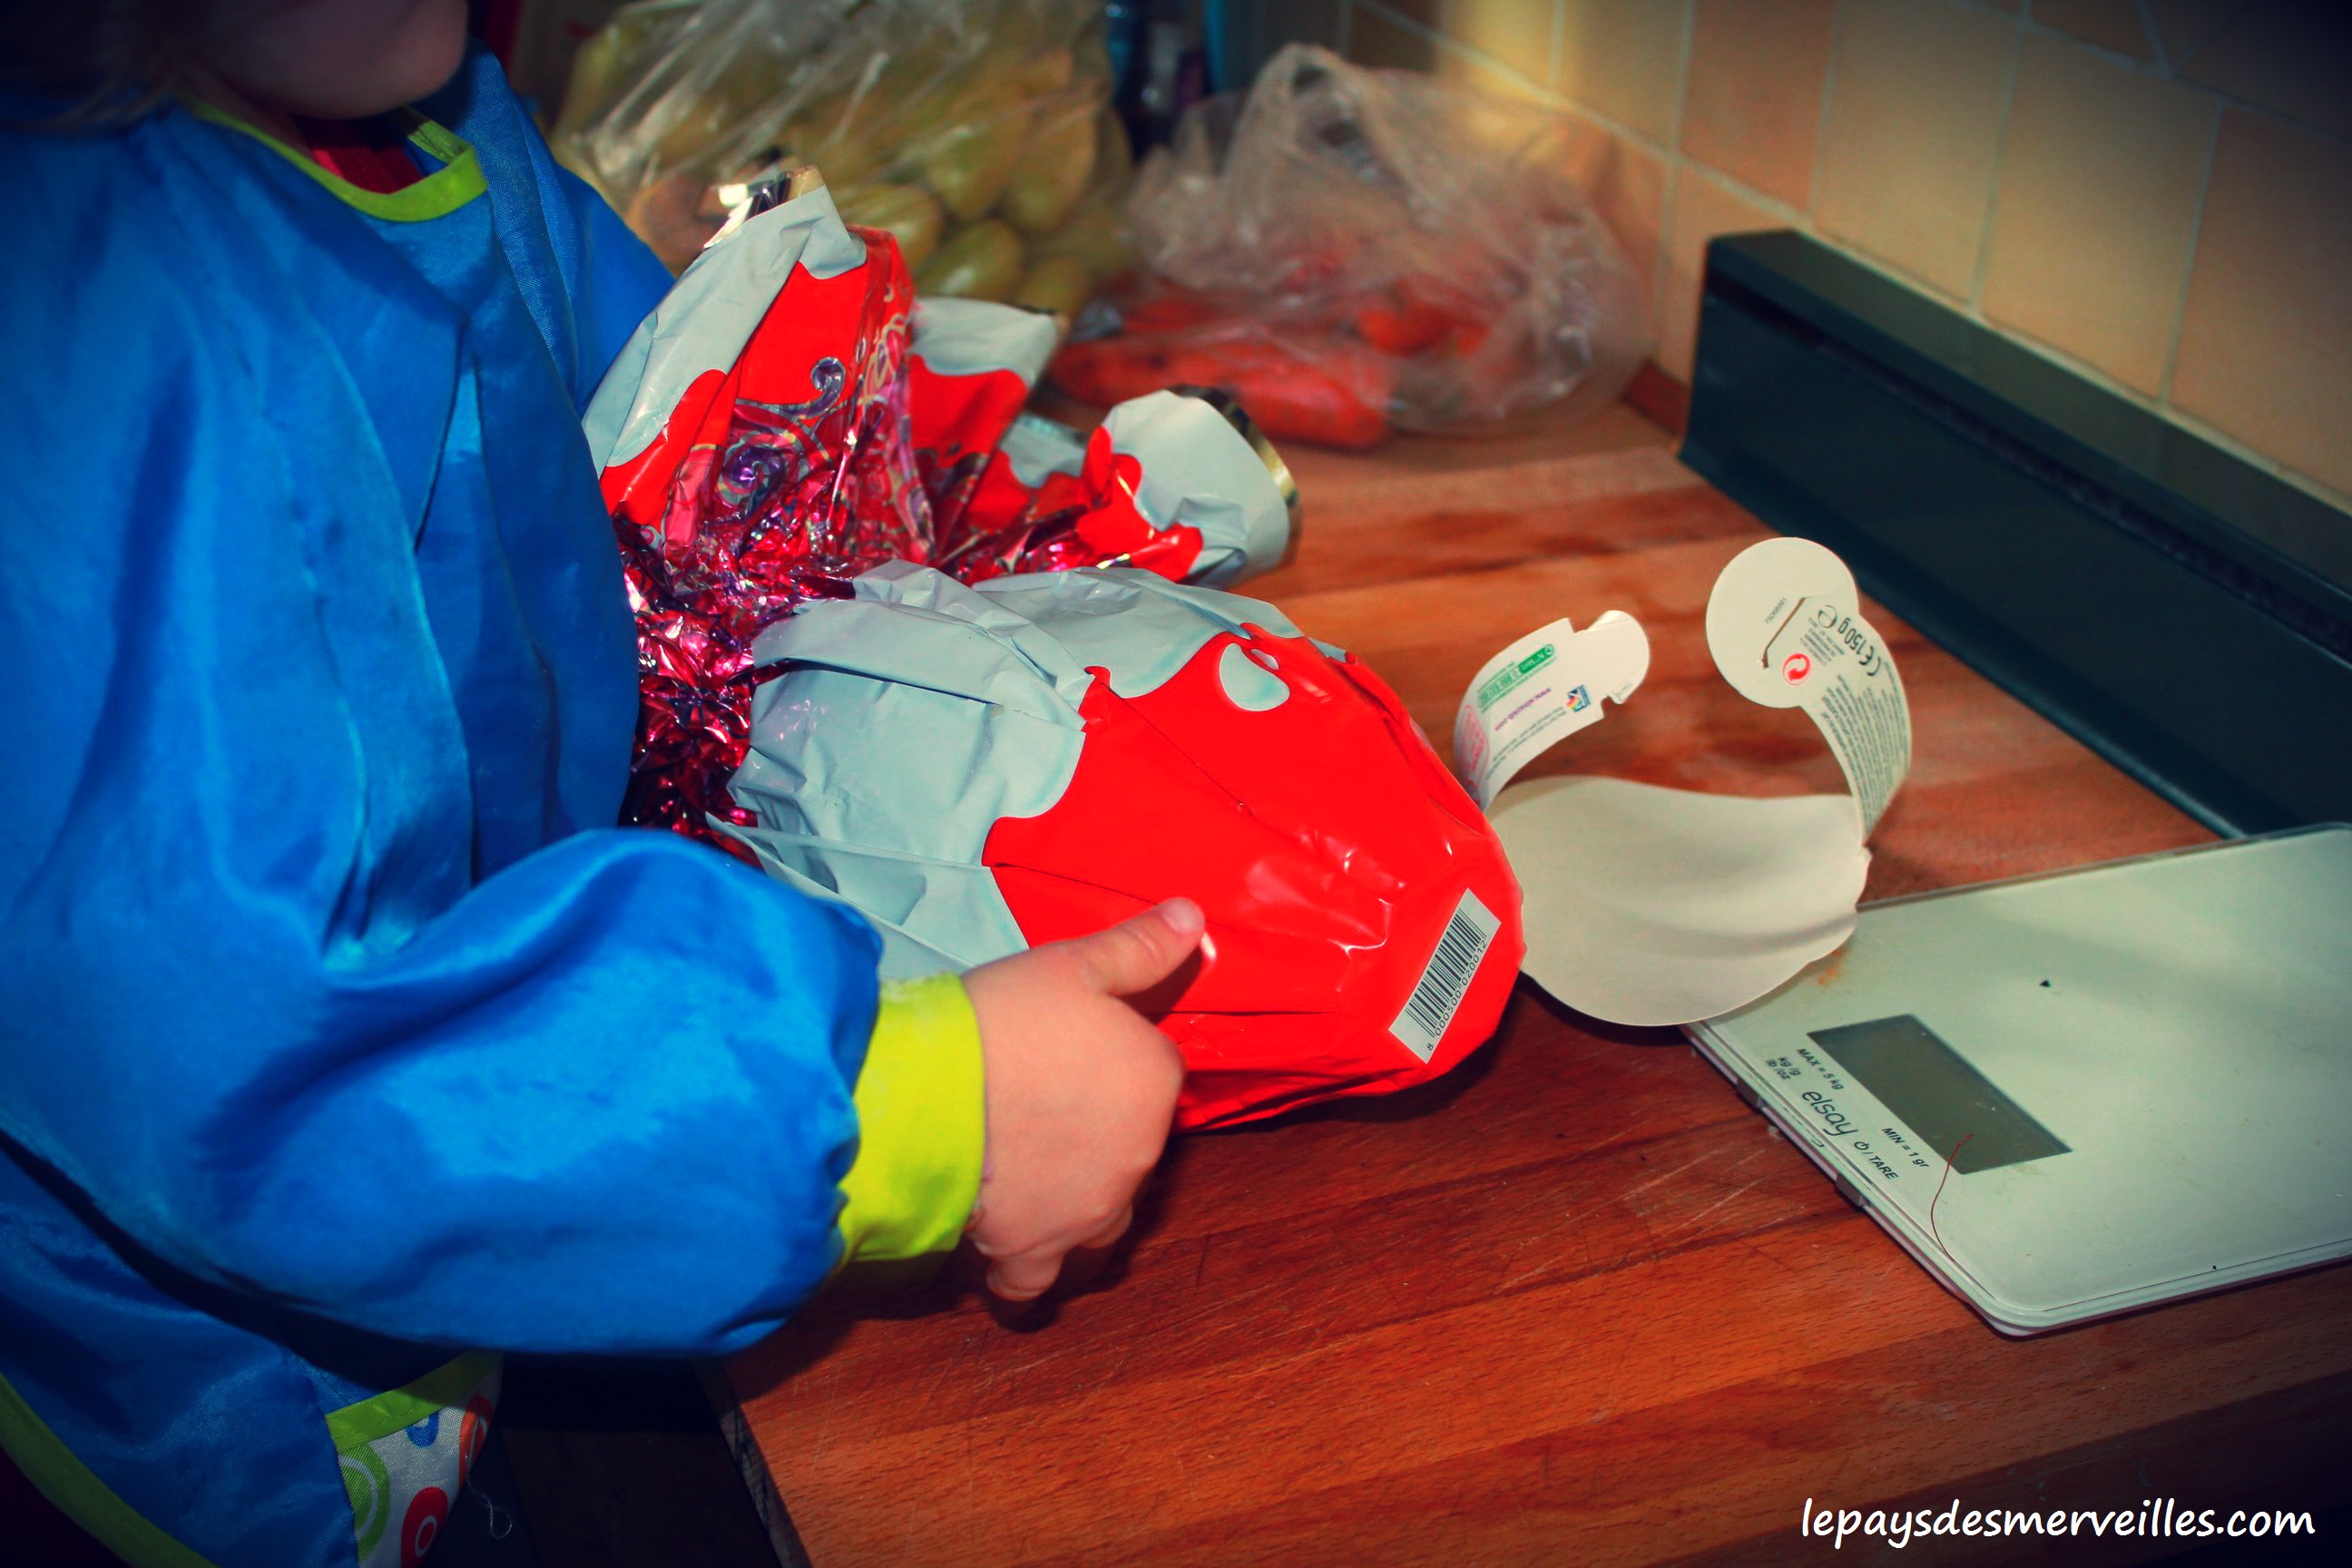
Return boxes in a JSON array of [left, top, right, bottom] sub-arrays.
[[551, 0, 1132, 311]]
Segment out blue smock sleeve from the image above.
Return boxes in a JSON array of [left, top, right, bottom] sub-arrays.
[[0, 93, 947, 1361], [0, 489, 884, 1357]]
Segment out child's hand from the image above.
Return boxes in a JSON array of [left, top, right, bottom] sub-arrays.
[[960, 898, 1205, 1302]]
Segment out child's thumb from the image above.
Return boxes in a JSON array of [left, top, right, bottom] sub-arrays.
[[1069, 897, 1206, 997]]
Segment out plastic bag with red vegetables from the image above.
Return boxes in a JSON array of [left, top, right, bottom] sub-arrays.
[[1055, 44, 1652, 448]]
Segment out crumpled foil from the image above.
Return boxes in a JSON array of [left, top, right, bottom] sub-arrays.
[[605, 223, 1210, 848]]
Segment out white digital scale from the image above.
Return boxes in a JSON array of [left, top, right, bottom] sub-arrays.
[[1686, 825, 2352, 1335]]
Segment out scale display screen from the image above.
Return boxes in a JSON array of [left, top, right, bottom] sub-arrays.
[[1808, 1015, 2069, 1175]]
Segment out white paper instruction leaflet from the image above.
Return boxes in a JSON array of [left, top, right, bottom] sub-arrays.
[[1452, 612, 1649, 808], [1455, 538, 1916, 1026], [1703, 538, 1911, 833]]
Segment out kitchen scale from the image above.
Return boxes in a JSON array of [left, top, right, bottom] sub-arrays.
[[1685, 825, 2352, 1335]]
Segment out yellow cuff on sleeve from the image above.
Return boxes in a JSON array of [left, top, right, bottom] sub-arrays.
[[836, 974, 986, 1267]]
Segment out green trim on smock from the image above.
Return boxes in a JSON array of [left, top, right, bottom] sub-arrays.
[[321, 1350, 501, 1451], [0, 1372, 223, 1568], [837, 975, 987, 1266], [190, 103, 486, 221]]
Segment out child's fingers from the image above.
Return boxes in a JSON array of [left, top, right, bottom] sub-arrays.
[[1065, 897, 1205, 997], [985, 1246, 1063, 1302], [1082, 1205, 1133, 1252], [982, 1205, 1134, 1301]]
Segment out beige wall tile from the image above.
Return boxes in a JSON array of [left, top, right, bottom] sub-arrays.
[[1349, 4, 1443, 71], [1658, 168, 1788, 377], [1447, 0, 1560, 87], [2142, 0, 2235, 64], [2171, 110, 2352, 497], [1981, 34, 2217, 393], [1436, 39, 1557, 102], [2029, 0, 2154, 59], [2178, 0, 2352, 142], [1561, 117, 1671, 292], [1680, 0, 1838, 207], [1557, 0, 1693, 144], [1814, 0, 2020, 299]]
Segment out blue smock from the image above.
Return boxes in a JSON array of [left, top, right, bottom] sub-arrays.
[[0, 48, 967, 1568]]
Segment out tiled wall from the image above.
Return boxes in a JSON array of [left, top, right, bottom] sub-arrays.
[[1247, 0, 2352, 514]]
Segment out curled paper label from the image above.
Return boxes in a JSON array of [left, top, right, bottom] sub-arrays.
[[1494, 780, 1872, 1027], [1463, 538, 1913, 1026], [1452, 612, 1650, 808], [1704, 538, 1911, 833]]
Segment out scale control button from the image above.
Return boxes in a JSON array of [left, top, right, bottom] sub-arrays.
[[1830, 1171, 1872, 1213]]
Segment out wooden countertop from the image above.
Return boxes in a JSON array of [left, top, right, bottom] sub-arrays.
[[721, 401, 2352, 1566]]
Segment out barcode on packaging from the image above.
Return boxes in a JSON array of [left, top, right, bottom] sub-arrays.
[[1389, 890, 1502, 1062]]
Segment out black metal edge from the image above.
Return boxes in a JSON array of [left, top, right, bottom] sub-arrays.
[[1703, 231, 2352, 619], [1679, 230, 2352, 837]]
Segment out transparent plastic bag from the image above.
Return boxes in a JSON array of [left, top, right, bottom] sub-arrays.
[[1060, 44, 1651, 446], [552, 0, 1133, 300]]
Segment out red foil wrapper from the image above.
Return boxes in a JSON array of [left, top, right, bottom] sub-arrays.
[[600, 229, 919, 845], [586, 188, 1293, 847], [725, 564, 1526, 1130]]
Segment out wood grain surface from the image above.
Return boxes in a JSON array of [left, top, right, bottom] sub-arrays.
[[723, 403, 2352, 1567]]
